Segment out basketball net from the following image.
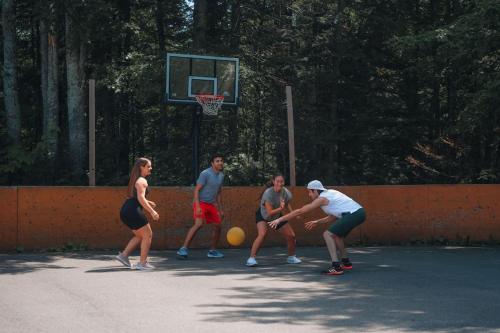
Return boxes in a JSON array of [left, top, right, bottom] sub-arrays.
[[195, 94, 224, 116]]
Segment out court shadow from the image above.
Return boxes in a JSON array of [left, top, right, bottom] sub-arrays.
[[155, 246, 500, 333], [85, 266, 132, 273], [0, 253, 74, 275]]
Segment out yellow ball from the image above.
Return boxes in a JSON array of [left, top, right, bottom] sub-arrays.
[[227, 227, 245, 246]]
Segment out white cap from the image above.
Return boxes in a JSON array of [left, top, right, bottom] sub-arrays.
[[307, 180, 327, 191]]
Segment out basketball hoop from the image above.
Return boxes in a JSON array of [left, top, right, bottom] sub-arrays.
[[195, 94, 224, 116]]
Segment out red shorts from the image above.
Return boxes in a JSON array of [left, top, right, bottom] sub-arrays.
[[193, 202, 221, 224]]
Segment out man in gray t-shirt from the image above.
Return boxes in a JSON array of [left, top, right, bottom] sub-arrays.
[[177, 154, 225, 259], [197, 167, 224, 204]]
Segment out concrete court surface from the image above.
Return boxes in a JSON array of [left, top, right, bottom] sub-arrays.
[[1, 246, 500, 333]]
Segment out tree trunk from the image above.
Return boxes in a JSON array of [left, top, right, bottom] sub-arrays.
[[229, 0, 241, 51], [65, 9, 87, 180], [40, 16, 49, 134], [46, 33, 59, 158], [193, 0, 207, 50], [156, 0, 170, 153], [118, 0, 132, 176], [156, 0, 166, 54], [118, 96, 131, 178], [40, 1, 60, 160], [327, 0, 346, 184], [2, 0, 21, 145]]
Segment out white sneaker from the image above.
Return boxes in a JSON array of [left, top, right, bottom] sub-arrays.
[[246, 257, 258, 267], [115, 252, 131, 267], [133, 262, 155, 270], [286, 256, 302, 264]]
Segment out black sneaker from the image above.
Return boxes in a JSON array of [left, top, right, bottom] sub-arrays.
[[321, 265, 344, 275], [341, 259, 353, 270]]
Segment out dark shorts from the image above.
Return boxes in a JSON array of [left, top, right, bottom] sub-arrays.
[[120, 198, 148, 230], [329, 208, 366, 237], [255, 209, 288, 230]]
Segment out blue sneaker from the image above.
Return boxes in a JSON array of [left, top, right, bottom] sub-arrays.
[[246, 257, 258, 267], [207, 250, 224, 258], [286, 255, 302, 264], [177, 247, 188, 259]]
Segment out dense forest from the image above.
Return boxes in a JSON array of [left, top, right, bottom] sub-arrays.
[[1, 0, 499, 186]]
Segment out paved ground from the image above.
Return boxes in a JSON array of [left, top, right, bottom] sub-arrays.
[[1, 246, 500, 333]]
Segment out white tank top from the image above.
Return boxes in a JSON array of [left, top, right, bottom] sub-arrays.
[[319, 190, 362, 218]]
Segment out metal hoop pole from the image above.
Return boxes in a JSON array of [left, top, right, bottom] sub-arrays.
[[192, 105, 203, 185]]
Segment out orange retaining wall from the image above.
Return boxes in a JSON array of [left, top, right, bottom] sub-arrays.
[[0, 185, 499, 251]]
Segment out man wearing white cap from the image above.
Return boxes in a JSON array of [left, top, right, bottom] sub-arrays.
[[268, 180, 366, 275]]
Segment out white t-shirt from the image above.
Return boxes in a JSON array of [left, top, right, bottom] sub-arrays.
[[319, 189, 362, 218]]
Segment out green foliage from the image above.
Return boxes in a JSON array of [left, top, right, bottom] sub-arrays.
[[62, 242, 89, 252], [0, 143, 56, 185], [0, 0, 498, 185]]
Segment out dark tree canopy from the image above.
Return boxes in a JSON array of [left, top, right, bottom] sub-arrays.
[[1, 0, 499, 186]]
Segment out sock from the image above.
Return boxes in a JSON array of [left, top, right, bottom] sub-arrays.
[[332, 261, 341, 268]]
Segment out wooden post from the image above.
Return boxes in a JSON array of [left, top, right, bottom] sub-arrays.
[[89, 79, 96, 186], [285, 85, 296, 187]]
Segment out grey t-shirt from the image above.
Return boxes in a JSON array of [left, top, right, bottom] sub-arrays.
[[260, 187, 292, 221], [197, 167, 224, 204]]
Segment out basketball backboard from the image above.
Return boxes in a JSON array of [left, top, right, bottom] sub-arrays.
[[165, 53, 240, 106]]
